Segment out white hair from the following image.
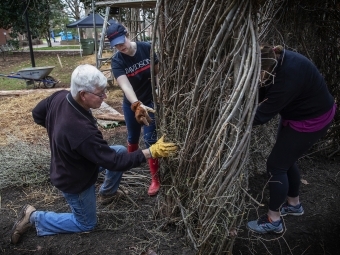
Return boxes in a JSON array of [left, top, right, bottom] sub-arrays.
[[70, 64, 107, 97]]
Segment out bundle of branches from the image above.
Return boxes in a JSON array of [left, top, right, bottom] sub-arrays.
[[258, 0, 340, 154], [153, 1, 260, 253]]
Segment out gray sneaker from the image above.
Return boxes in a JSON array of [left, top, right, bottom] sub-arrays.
[[247, 214, 283, 234], [280, 202, 304, 216]]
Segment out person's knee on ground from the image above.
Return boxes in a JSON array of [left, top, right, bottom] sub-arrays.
[[79, 220, 96, 232], [71, 216, 96, 232]]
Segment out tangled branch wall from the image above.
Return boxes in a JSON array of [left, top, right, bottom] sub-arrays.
[[153, 1, 260, 253]]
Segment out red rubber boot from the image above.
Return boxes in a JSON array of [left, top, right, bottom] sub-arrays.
[[128, 143, 139, 152], [148, 158, 160, 196]]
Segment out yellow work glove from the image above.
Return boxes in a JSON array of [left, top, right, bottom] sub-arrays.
[[149, 136, 178, 158]]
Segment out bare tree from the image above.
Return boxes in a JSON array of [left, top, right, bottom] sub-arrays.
[[61, 0, 85, 20]]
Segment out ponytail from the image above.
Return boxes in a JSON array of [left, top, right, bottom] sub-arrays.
[[273, 45, 283, 54]]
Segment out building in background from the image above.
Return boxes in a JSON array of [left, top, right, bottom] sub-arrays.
[[0, 28, 10, 45]]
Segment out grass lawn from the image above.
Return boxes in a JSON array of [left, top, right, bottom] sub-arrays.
[[35, 46, 81, 50], [0, 51, 114, 90], [0, 54, 88, 90]]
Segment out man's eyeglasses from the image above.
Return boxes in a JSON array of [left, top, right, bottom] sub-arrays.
[[83, 88, 108, 98]]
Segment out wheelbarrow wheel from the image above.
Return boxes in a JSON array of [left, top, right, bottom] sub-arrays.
[[43, 76, 57, 88]]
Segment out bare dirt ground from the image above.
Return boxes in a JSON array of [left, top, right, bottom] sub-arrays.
[[0, 53, 339, 255], [235, 155, 340, 255]]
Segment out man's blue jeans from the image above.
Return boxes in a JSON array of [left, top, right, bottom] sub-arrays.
[[32, 145, 126, 236]]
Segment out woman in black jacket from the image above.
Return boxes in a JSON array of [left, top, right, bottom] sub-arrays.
[[247, 45, 336, 234]]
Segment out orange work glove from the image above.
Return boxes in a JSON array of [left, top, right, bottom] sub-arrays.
[[131, 101, 155, 126]]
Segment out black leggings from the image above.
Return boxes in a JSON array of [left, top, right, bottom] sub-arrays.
[[267, 121, 331, 211]]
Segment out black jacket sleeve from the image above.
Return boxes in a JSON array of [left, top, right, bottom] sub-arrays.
[[32, 91, 64, 128], [32, 97, 48, 128], [76, 132, 146, 172]]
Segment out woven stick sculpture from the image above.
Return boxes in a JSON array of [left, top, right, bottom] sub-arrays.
[[152, 1, 261, 253]]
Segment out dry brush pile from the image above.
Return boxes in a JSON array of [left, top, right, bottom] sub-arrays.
[[0, 94, 51, 189], [153, 1, 261, 254]]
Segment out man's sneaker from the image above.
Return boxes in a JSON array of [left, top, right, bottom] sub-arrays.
[[98, 188, 129, 205], [247, 214, 283, 234], [280, 202, 304, 216], [10, 204, 36, 244]]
